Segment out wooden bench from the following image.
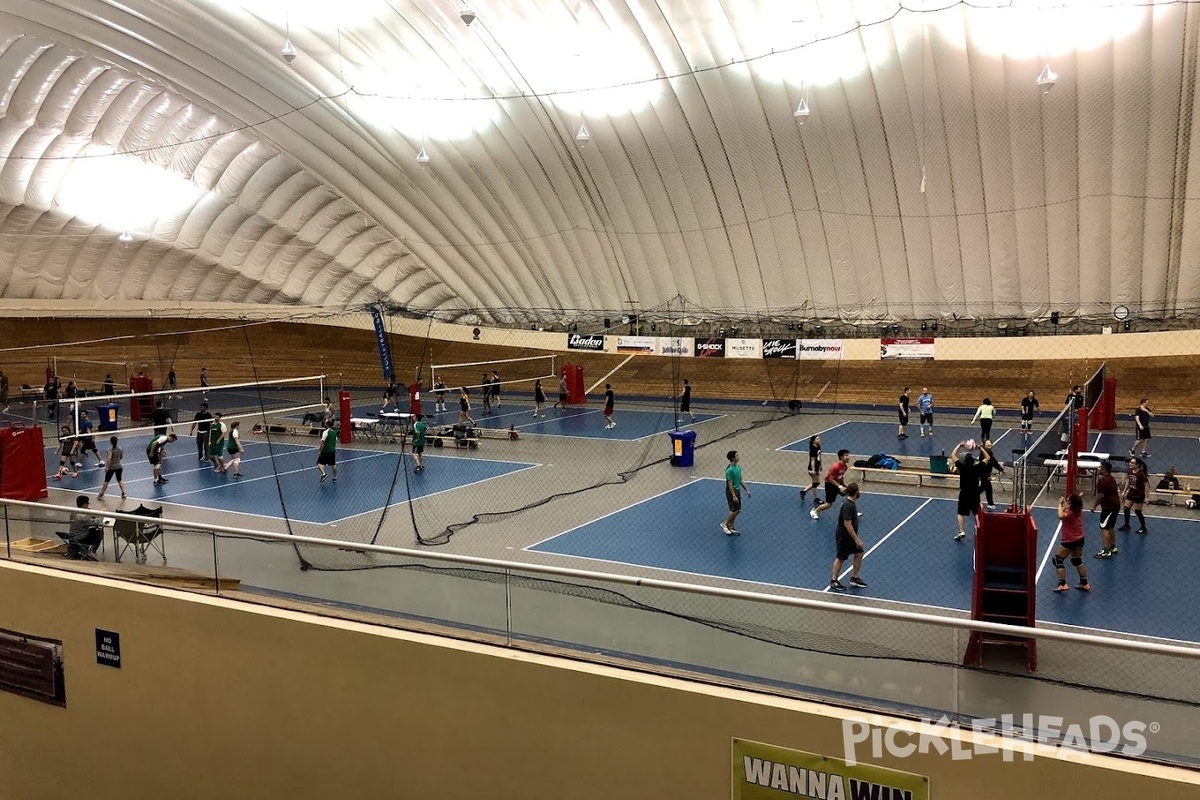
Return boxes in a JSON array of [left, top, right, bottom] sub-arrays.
[[847, 464, 958, 489]]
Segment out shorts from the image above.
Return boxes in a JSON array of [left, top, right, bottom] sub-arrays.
[[317, 451, 337, 466], [148, 454, 161, 466], [604, 405, 614, 416], [1060, 540, 1084, 553], [726, 488, 741, 512], [824, 481, 841, 503], [898, 411, 909, 424], [1126, 495, 1145, 506], [103, 468, 123, 482], [81, 437, 96, 451], [413, 444, 425, 454], [1136, 428, 1151, 441], [559, 392, 567, 403], [920, 412, 933, 425], [1099, 509, 1119, 530], [208, 444, 223, 457], [836, 532, 864, 561], [957, 495, 980, 516]]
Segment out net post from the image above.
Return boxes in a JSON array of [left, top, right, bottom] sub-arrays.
[[339, 390, 352, 444]]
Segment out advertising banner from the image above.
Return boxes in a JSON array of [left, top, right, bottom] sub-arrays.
[[566, 333, 606, 351], [655, 337, 694, 357], [880, 337, 935, 360], [616, 335, 656, 354], [797, 339, 845, 360], [694, 338, 725, 358], [725, 338, 762, 359], [761, 338, 798, 359], [732, 739, 929, 800], [369, 306, 395, 382]]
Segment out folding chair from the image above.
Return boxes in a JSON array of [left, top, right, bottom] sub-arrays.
[[56, 529, 102, 561], [114, 504, 166, 565]]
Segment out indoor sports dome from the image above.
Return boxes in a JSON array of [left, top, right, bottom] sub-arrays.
[[6, 4, 1200, 800], [1, 0, 1199, 327]]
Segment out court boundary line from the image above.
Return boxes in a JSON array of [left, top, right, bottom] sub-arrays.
[[520, 547, 971, 617], [777, 420, 849, 451], [320, 462, 543, 526], [778, 419, 1031, 453], [524, 478, 708, 550], [829, 498, 935, 590]]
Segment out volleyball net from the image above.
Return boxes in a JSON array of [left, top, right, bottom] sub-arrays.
[[428, 354, 558, 400], [47, 375, 327, 445]]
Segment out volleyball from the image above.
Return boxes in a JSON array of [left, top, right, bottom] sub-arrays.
[[964, 439, 977, 450]]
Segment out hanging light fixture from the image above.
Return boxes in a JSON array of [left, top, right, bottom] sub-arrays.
[[281, 10, 296, 64], [416, 147, 430, 166], [118, 230, 133, 243], [1036, 63, 1057, 93], [575, 122, 591, 146], [793, 98, 810, 120]]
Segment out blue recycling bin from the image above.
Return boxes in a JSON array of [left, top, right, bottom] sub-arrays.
[[668, 429, 697, 467], [96, 403, 120, 432]]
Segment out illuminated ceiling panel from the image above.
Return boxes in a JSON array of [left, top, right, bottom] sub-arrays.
[[0, 0, 1194, 322]]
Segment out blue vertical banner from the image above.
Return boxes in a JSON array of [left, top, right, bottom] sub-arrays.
[[369, 306, 395, 382]]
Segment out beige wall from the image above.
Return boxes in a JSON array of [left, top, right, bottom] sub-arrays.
[[3, 298, 1197, 360], [0, 561, 1197, 800]]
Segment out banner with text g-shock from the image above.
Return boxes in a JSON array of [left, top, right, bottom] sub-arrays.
[[732, 739, 928, 800]]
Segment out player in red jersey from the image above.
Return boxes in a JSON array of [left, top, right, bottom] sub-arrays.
[[811, 449, 851, 520]]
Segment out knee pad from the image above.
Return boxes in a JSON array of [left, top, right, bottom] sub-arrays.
[[1052, 555, 1065, 569], [1070, 556, 1084, 567]]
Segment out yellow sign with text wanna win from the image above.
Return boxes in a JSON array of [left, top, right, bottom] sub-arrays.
[[733, 739, 929, 800]]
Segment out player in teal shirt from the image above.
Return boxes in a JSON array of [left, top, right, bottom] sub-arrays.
[[722, 450, 751, 536]]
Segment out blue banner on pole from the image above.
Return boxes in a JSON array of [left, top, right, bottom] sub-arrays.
[[370, 306, 395, 382]]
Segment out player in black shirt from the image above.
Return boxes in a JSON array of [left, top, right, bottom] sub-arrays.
[[897, 387, 910, 439], [952, 441, 990, 540], [1020, 391, 1039, 435], [1131, 398, 1153, 458]]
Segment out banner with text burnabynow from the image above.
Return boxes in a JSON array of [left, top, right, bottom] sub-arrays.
[[880, 337, 935, 360], [732, 739, 928, 800]]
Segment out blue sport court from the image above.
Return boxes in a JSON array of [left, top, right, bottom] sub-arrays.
[[45, 440, 537, 525], [529, 478, 1200, 643], [781, 419, 1200, 476]]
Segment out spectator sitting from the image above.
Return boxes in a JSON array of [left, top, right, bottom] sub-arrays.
[[66, 495, 104, 560], [1157, 468, 1182, 491]]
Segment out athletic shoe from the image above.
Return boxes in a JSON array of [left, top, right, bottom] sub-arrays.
[[234, 473, 242, 478], [849, 576, 868, 588], [96, 494, 104, 500], [920, 432, 925, 437], [954, 531, 966, 540], [800, 488, 807, 500], [829, 579, 846, 592], [320, 474, 327, 483], [809, 508, 819, 520], [1094, 549, 1112, 559], [70, 472, 78, 478], [120, 493, 126, 499], [1129, 449, 1136, 456], [720, 523, 731, 535], [1076, 583, 1091, 591], [730, 528, 742, 535], [1110, 546, 1119, 555], [158, 477, 168, 484], [986, 504, 996, 510], [1136, 527, 1147, 535], [1117, 524, 1131, 531], [332, 477, 337, 483], [1054, 582, 1069, 593]]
